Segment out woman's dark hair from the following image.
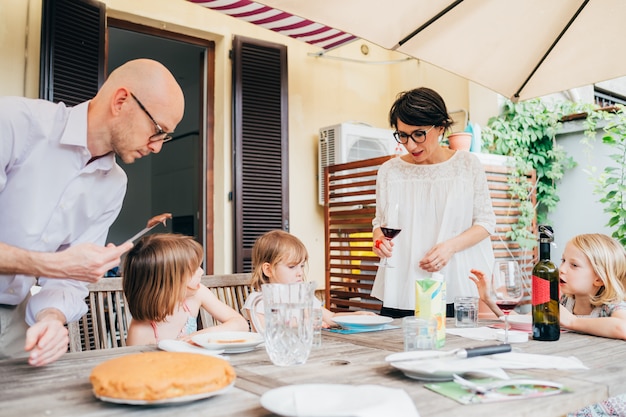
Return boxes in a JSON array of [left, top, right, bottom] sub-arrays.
[[388, 87, 453, 131]]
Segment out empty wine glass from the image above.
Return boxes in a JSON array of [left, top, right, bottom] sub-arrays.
[[379, 201, 401, 268], [491, 260, 523, 344]]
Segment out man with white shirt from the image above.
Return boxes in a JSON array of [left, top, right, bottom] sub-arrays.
[[0, 58, 185, 366]]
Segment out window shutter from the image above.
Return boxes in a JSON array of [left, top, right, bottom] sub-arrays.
[[40, 0, 105, 104], [232, 36, 289, 272]]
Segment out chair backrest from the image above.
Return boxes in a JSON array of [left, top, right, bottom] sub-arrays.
[[199, 273, 252, 328], [67, 277, 131, 352]]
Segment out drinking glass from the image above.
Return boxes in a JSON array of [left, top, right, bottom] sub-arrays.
[[249, 282, 315, 366], [379, 201, 401, 268], [491, 260, 523, 344]]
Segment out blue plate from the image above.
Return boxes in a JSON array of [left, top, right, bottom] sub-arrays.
[[332, 315, 393, 330]]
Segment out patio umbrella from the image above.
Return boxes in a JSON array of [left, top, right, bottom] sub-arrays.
[[235, 0, 626, 102]]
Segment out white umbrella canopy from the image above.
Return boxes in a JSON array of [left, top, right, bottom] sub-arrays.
[[251, 0, 626, 102]]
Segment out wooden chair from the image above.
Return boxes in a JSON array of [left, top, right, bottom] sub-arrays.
[[199, 273, 252, 328], [67, 277, 131, 352]]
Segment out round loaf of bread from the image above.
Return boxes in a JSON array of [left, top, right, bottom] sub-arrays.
[[90, 351, 236, 401]]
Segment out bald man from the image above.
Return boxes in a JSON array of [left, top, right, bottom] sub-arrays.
[[0, 59, 185, 365]]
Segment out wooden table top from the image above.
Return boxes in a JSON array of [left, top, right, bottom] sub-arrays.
[[1, 319, 624, 417]]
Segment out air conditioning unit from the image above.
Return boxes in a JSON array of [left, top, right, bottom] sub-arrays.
[[318, 122, 402, 205]]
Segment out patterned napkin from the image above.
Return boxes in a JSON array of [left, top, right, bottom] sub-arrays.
[[324, 324, 400, 334]]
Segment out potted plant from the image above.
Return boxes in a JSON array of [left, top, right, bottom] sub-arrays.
[[447, 132, 472, 151]]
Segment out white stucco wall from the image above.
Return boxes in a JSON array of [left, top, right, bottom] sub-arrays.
[[550, 120, 614, 260]]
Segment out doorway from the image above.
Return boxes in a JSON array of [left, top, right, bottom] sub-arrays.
[[106, 22, 214, 270]]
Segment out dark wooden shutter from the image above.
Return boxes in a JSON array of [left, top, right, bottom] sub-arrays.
[[40, 0, 105, 104], [232, 36, 289, 272]]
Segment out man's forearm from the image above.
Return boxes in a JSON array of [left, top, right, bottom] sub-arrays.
[[0, 242, 63, 278], [0, 242, 36, 275]]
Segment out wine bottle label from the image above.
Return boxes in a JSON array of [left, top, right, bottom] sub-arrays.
[[532, 275, 551, 305]]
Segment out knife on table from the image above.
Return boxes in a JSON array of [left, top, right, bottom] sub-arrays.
[[385, 344, 512, 363]]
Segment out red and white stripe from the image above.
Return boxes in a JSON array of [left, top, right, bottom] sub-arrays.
[[188, 0, 357, 50]]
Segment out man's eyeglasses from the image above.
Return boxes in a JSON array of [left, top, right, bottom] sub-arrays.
[[393, 125, 435, 144], [130, 92, 174, 143]]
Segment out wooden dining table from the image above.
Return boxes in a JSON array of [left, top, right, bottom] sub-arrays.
[[2, 318, 625, 417]]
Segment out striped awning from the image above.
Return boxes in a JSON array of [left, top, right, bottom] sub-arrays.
[[187, 0, 358, 50]]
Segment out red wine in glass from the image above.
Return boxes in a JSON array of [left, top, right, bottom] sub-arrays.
[[381, 227, 402, 240], [495, 300, 518, 312], [491, 260, 523, 344], [379, 201, 401, 268]]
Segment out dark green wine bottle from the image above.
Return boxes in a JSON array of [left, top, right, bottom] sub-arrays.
[[532, 225, 560, 341]]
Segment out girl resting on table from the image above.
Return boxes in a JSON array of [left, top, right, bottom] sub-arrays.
[[242, 230, 376, 331], [470, 233, 626, 340], [123, 234, 248, 345]]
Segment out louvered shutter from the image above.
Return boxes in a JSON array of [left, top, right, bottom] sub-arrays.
[[40, 0, 105, 104], [232, 36, 289, 272]]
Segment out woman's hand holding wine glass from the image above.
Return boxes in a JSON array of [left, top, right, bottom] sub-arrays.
[[379, 202, 401, 268], [491, 260, 523, 344]]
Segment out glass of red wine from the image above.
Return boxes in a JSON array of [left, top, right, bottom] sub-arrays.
[[380, 202, 401, 268], [491, 260, 523, 344]]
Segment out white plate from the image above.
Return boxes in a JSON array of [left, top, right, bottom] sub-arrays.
[[389, 357, 508, 382], [260, 384, 394, 416], [157, 339, 225, 357], [95, 381, 235, 405], [191, 331, 264, 353], [331, 315, 393, 330]]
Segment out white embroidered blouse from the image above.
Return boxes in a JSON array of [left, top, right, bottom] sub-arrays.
[[371, 151, 496, 310]]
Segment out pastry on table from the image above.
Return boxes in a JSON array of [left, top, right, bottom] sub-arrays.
[[90, 351, 235, 401]]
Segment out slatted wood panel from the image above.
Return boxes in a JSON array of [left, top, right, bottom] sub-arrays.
[[67, 278, 130, 352], [485, 161, 538, 311], [324, 154, 537, 314]]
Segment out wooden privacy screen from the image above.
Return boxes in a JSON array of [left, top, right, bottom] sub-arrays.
[[323, 154, 537, 314]]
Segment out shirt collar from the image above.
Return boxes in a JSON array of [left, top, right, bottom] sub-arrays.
[[60, 100, 116, 171]]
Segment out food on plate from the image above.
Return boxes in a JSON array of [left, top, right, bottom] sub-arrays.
[[146, 212, 172, 228], [90, 351, 235, 401], [212, 338, 247, 344]]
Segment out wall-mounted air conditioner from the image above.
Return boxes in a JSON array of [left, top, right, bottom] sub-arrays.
[[318, 122, 402, 205]]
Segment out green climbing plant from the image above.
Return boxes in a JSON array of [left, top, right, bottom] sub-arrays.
[[583, 105, 626, 246], [482, 99, 576, 249]]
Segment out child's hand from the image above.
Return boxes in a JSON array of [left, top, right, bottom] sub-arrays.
[[469, 268, 505, 318], [559, 304, 575, 329], [469, 269, 490, 302]]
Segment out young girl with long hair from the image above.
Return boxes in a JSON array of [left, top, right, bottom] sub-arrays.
[[470, 233, 626, 339], [123, 234, 248, 345], [242, 230, 376, 330]]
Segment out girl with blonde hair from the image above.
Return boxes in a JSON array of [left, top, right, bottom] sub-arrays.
[[243, 230, 376, 329], [471, 233, 626, 340], [123, 234, 248, 345]]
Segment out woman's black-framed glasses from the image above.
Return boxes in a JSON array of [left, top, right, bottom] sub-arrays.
[[130, 92, 174, 143], [393, 125, 435, 144]]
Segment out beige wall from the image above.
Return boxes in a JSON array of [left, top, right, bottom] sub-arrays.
[[0, 0, 499, 287]]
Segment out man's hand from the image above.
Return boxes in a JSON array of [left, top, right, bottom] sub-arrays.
[[24, 308, 69, 366], [37, 241, 133, 282]]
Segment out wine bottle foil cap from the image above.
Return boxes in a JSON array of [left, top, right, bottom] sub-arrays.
[[538, 225, 554, 242]]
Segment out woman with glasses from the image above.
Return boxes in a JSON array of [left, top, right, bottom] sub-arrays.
[[371, 87, 496, 319]]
